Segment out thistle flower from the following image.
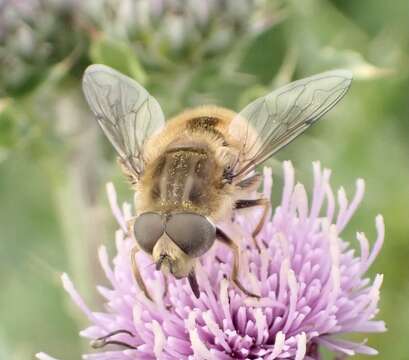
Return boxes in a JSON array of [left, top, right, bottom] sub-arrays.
[[37, 161, 385, 359]]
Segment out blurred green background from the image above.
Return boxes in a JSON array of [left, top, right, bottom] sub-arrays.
[[1, 0, 408, 359]]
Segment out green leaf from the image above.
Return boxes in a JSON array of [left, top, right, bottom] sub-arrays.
[[240, 22, 288, 83], [89, 36, 147, 84]]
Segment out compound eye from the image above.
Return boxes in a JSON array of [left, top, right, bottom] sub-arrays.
[[165, 213, 216, 257], [133, 212, 164, 253]]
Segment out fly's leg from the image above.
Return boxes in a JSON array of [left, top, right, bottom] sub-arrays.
[[91, 329, 136, 349], [235, 198, 269, 251], [188, 270, 200, 298], [131, 245, 154, 301], [252, 198, 269, 238], [216, 228, 260, 298], [128, 217, 154, 302]]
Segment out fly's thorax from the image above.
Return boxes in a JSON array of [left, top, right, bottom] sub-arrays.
[[136, 106, 249, 218], [142, 106, 240, 163], [139, 143, 226, 215]]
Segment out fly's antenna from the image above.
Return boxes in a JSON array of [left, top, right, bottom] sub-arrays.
[[156, 253, 167, 270]]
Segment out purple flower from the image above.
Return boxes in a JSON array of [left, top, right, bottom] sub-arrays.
[[37, 161, 385, 359]]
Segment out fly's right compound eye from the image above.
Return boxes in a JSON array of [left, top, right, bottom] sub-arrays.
[[165, 213, 216, 257], [133, 212, 165, 253]]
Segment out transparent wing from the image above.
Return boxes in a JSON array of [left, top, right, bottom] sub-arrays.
[[82, 64, 165, 177], [228, 69, 352, 180]]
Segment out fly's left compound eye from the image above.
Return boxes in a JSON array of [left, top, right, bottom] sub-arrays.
[[133, 212, 164, 253], [165, 213, 216, 257]]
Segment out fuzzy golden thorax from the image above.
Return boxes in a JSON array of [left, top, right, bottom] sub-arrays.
[[152, 235, 196, 278], [134, 106, 256, 221]]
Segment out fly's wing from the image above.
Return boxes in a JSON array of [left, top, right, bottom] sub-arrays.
[[82, 64, 165, 179], [228, 70, 352, 181]]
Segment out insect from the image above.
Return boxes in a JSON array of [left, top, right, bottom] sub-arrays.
[[82, 64, 352, 301]]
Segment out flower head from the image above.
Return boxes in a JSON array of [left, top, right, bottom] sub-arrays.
[[81, 0, 275, 60], [38, 161, 385, 359]]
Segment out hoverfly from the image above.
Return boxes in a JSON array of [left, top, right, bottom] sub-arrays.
[[82, 64, 352, 301]]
